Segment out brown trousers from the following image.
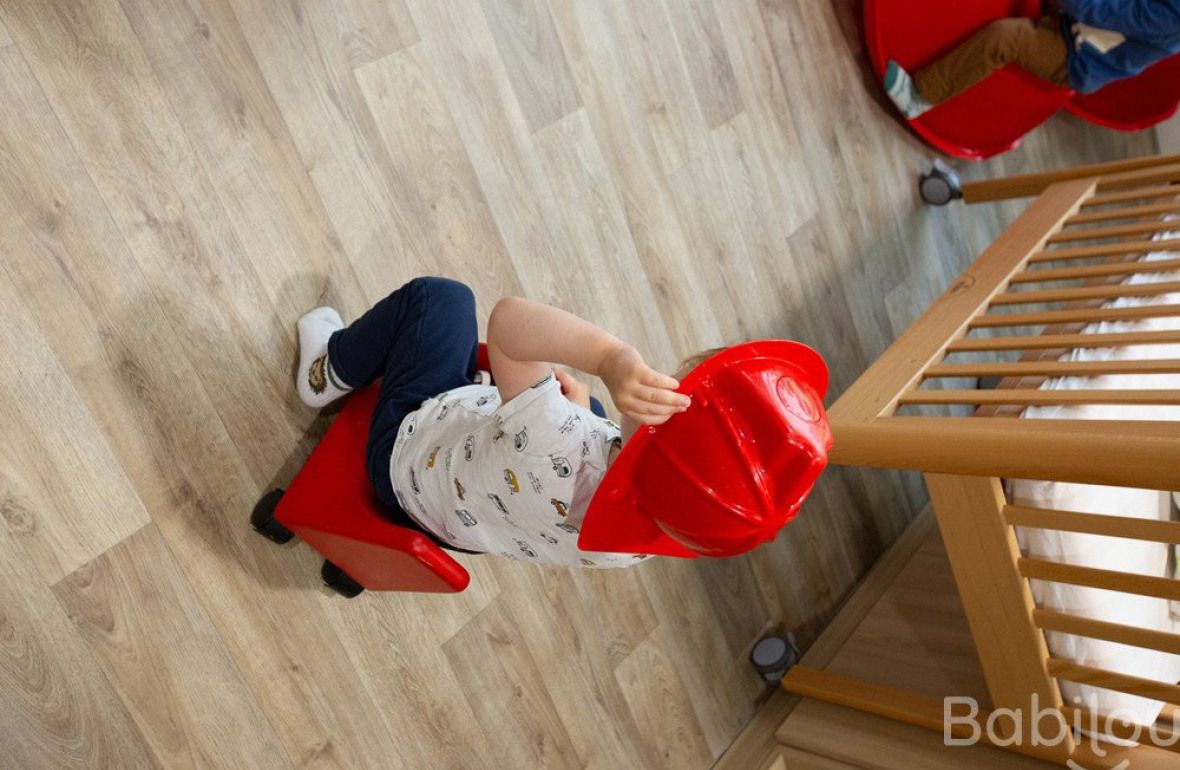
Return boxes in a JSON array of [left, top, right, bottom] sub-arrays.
[[914, 16, 1070, 104]]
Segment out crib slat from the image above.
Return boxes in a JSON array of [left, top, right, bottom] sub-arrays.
[[1083, 184, 1180, 208], [1092, 163, 1180, 197], [990, 280, 1180, 305], [947, 329, 1180, 352], [1067, 201, 1180, 225], [1048, 659, 1180, 705], [1060, 706, 1180, 755], [1028, 237, 1180, 263], [924, 359, 1180, 379], [1049, 220, 1180, 243], [1008, 257, 1180, 284], [900, 389, 1180, 407], [1005, 505, 1180, 544], [1035, 610, 1180, 656], [1019, 558, 1180, 601], [970, 303, 1180, 328]]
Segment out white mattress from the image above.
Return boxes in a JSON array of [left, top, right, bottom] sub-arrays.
[[1009, 224, 1180, 724]]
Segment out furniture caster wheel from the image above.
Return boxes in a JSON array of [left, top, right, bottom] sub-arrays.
[[750, 633, 800, 682], [251, 489, 294, 544], [919, 159, 963, 206], [322, 560, 365, 598]]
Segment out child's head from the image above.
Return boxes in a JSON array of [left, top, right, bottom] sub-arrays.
[[674, 347, 728, 381]]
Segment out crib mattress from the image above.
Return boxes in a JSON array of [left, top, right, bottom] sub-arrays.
[[1010, 224, 1180, 724]]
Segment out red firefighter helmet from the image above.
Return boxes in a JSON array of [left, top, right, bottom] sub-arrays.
[[579, 341, 832, 559]]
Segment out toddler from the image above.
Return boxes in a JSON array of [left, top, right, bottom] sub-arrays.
[[294, 277, 691, 568], [884, 0, 1180, 118]]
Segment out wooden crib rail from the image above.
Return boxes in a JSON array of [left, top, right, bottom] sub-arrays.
[[829, 169, 1180, 490], [960, 153, 1180, 203], [829, 179, 1095, 424], [834, 418, 1180, 490]]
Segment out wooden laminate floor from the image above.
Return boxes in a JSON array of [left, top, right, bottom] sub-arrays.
[[0, 1, 1157, 768], [776, 523, 1180, 770]]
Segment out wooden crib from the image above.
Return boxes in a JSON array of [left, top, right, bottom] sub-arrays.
[[780, 153, 1180, 767]]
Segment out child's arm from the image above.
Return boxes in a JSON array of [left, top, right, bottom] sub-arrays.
[[486, 297, 690, 426]]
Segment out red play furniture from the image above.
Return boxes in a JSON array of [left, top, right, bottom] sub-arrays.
[[1065, 52, 1180, 131], [866, 0, 1180, 160], [250, 349, 493, 597]]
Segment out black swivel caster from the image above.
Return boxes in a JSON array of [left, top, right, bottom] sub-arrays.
[[251, 489, 295, 544], [750, 633, 800, 683], [321, 560, 365, 598], [919, 159, 963, 206]]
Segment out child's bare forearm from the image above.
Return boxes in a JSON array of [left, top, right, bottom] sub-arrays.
[[487, 297, 630, 391]]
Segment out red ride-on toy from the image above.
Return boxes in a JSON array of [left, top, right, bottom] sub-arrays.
[[249, 348, 493, 598], [866, 0, 1180, 174]]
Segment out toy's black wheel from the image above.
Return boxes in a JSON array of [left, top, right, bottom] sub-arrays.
[[750, 634, 800, 682], [919, 160, 963, 206], [251, 489, 295, 544], [321, 560, 365, 598]]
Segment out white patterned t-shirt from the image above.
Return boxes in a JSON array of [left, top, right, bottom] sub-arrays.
[[388, 373, 650, 568]]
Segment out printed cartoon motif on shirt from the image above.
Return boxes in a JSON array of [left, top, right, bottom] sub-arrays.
[[404, 414, 418, 436], [435, 403, 450, 420], [550, 498, 569, 517], [445, 448, 453, 473], [555, 521, 579, 535], [464, 434, 475, 461], [488, 493, 509, 515], [504, 469, 520, 494], [427, 446, 441, 469], [410, 468, 421, 495], [454, 509, 477, 527], [475, 393, 497, 408], [514, 427, 529, 452], [538, 531, 559, 545], [579, 558, 597, 567], [514, 538, 538, 558], [493, 429, 506, 443], [580, 440, 590, 458], [454, 478, 467, 500], [551, 456, 572, 478], [527, 471, 544, 495], [558, 415, 578, 435]]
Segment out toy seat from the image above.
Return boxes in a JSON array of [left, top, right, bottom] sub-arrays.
[[1066, 52, 1180, 131], [867, 1, 1180, 160], [250, 349, 494, 597], [865, 0, 1070, 160]]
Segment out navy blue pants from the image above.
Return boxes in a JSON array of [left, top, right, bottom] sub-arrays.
[[327, 277, 603, 551]]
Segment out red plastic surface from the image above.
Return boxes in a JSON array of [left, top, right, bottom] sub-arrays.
[[579, 341, 832, 559], [1066, 53, 1180, 131], [866, 0, 1071, 160], [276, 384, 471, 594]]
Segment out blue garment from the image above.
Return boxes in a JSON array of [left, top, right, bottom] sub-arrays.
[[1059, 0, 1180, 92], [327, 277, 605, 552]]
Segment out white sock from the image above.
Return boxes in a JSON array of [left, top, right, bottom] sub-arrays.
[[296, 307, 351, 408], [884, 60, 933, 120]]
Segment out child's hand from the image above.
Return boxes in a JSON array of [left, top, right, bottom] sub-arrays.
[[553, 369, 591, 410], [599, 345, 691, 426]]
